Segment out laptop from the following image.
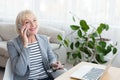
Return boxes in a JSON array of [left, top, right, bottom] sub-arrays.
[[70, 53, 118, 80]]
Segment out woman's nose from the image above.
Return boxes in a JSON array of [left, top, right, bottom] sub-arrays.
[[30, 22, 35, 27]]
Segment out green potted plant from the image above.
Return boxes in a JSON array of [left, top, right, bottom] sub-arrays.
[[57, 19, 117, 66]]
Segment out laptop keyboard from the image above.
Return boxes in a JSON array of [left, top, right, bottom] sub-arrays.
[[83, 68, 104, 80]]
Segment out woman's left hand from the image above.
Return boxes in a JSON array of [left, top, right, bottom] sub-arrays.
[[51, 61, 64, 70]]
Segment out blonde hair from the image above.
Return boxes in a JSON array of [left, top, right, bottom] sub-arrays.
[[15, 10, 37, 33]]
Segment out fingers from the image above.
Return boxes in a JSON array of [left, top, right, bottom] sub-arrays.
[[23, 27, 28, 36], [20, 25, 29, 36], [52, 61, 64, 70], [19, 25, 29, 47], [20, 25, 26, 35]]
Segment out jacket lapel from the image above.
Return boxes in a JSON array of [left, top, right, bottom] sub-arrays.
[[17, 36, 24, 50], [35, 34, 50, 70]]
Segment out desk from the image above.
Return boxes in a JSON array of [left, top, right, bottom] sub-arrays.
[[55, 62, 120, 80]]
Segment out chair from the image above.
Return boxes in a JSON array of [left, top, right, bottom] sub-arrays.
[[3, 59, 13, 80]]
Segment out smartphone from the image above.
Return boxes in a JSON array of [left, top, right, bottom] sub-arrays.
[[26, 30, 29, 36], [18, 24, 22, 29], [18, 24, 29, 36]]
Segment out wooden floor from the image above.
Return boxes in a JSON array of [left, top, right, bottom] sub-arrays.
[[0, 67, 4, 80]]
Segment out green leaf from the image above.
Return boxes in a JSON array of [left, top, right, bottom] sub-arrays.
[[77, 29, 82, 37], [58, 44, 62, 48], [99, 41, 106, 48], [113, 48, 117, 54], [72, 16, 75, 22], [70, 42, 74, 50], [75, 41, 80, 48], [102, 48, 107, 56], [83, 47, 92, 56], [72, 53, 78, 59], [80, 20, 89, 32], [96, 45, 106, 55], [64, 40, 69, 47], [70, 25, 80, 30], [78, 52, 82, 59], [92, 37, 95, 43], [101, 23, 106, 28], [96, 54, 107, 64], [105, 24, 109, 31], [57, 35, 63, 41], [88, 41, 94, 49], [97, 23, 109, 34], [95, 46, 103, 54], [67, 52, 71, 59], [106, 46, 112, 53], [92, 32, 98, 37], [79, 47, 84, 52], [97, 26, 102, 34]]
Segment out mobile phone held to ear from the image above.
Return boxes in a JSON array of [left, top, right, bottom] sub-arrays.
[[18, 24, 29, 36], [26, 31, 29, 36], [18, 24, 22, 29]]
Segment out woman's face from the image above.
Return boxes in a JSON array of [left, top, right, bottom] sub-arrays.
[[23, 14, 38, 35]]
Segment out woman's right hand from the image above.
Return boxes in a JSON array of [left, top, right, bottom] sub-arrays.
[[51, 61, 64, 70], [19, 25, 29, 48]]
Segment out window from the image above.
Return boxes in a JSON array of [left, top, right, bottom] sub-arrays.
[[0, 0, 120, 27]]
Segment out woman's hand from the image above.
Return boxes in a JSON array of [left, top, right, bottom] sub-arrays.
[[51, 61, 64, 70], [19, 24, 29, 48]]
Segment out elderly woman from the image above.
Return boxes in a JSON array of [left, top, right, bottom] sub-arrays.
[[7, 10, 65, 80]]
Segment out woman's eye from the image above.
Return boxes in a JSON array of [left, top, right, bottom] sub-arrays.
[[25, 22, 29, 24], [33, 19, 37, 22]]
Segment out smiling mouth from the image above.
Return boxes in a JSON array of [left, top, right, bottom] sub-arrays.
[[29, 27, 37, 31]]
